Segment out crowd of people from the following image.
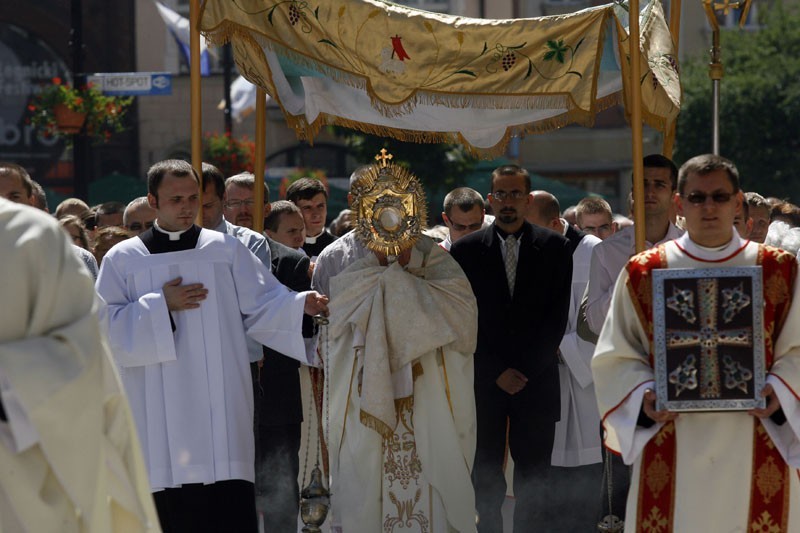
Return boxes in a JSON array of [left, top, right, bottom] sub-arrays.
[[2, 152, 800, 532]]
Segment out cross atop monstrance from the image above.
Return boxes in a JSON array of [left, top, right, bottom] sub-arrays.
[[374, 148, 393, 167]]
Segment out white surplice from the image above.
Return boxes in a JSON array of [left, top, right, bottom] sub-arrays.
[[0, 200, 159, 532], [593, 233, 800, 531], [552, 229, 603, 466], [96, 228, 310, 490], [324, 238, 478, 533], [584, 223, 683, 335]]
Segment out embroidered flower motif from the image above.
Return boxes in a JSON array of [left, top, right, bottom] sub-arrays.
[[641, 506, 669, 532], [755, 456, 783, 504], [645, 452, 671, 497], [751, 510, 781, 533]]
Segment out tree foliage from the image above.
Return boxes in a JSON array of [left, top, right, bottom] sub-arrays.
[[674, 2, 800, 200], [331, 127, 478, 196]]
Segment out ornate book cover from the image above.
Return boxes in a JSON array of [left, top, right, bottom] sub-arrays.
[[652, 266, 766, 411]]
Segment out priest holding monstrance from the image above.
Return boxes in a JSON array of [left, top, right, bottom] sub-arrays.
[[321, 150, 479, 532], [592, 154, 800, 531]]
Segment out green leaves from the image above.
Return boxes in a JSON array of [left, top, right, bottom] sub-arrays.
[[544, 39, 569, 63]]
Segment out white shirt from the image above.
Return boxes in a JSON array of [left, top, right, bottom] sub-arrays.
[[584, 223, 684, 335]]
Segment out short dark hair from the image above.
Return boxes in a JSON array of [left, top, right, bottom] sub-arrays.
[[147, 159, 199, 197], [96, 200, 126, 216], [677, 154, 740, 196], [443, 187, 484, 217], [201, 163, 226, 200], [643, 154, 678, 190], [264, 200, 302, 232], [225, 172, 270, 203], [286, 177, 328, 203], [771, 202, 800, 227], [490, 165, 531, 193], [0, 162, 33, 196], [30, 179, 48, 211]]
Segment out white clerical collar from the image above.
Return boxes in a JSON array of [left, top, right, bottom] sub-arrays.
[[306, 230, 325, 244], [154, 220, 191, 241], [675, 229, 748, 262]]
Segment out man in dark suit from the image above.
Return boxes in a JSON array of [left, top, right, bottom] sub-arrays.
[[451, 165, 573, 533], [254, 234, 312, 532]]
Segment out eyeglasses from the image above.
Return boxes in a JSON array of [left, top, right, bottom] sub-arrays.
[[492, 190, 526, 201], [683, 192, 734, 205], [450, 221, 483, 232], [127, 221, 154, 232], [224, 199, 256, 209]]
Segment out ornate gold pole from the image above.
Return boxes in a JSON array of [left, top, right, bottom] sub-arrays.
[[630, 0, 646, 253], [702, 0, 753, 156], [253, 89, 267, 233], [190, 0, 203, 223]]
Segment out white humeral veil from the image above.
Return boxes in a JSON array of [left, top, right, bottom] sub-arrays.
[[324, 238, 478, 533]]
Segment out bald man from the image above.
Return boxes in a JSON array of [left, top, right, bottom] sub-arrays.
[[526, 190, 603, 531]]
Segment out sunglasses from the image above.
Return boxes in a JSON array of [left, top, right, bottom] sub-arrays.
[[683, 192, 734, 205]]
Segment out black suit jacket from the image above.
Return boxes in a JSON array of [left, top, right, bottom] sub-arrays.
[[450, 221, 573, 418], [564, 223, 587, 255], [256, 237, 312, 426]]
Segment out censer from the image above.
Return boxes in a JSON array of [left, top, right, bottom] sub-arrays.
[[299, 314, 331, 533]]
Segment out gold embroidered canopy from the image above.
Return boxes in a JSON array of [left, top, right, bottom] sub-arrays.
[[200, 0, 680, 155]]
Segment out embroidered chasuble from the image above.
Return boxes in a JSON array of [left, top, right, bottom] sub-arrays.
[[0, 201, 159, 532], [97, 225, 310, 491], [325, 237, 478, 532], [592, 234, 800, 532]]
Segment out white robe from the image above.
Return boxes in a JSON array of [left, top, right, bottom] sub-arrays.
[[593, 233, 800, 531], [324, 238, 478, 533], [96, 228, 310, 490], [553, 231, 603, 467], [0, 200, 159, 532]]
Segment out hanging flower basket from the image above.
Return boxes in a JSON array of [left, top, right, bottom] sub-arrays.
[[27, 77, 133, 144], [53, 103, 87, 134], [203, 132, 256, 177]]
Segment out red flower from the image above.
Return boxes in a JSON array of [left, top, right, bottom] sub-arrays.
[[27, 104, 36, 112], [52, 77, 62, 85]]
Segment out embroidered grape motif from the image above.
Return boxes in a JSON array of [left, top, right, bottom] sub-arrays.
[[289, 4, 300, 25], [502, 51, 516, 71]]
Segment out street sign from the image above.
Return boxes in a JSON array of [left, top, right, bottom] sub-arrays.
[[87, 72, 172, 96]]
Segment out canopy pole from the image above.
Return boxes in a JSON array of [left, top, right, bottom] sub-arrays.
[[630, 0, 645, 253], [190, 0, 203, 222], [662, 0, 682, 158], [253, 88, 267, 234]]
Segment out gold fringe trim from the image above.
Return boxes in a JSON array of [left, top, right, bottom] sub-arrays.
[[359, 395, 415, 440], [359, 409, 395, 440]]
